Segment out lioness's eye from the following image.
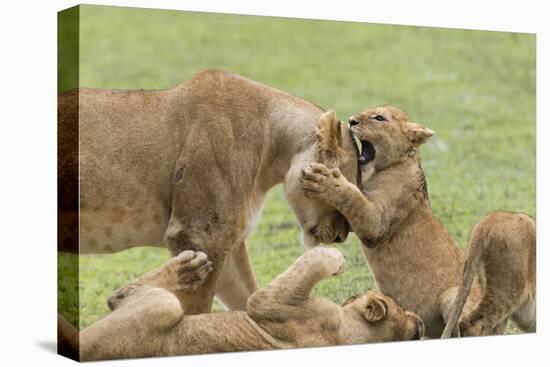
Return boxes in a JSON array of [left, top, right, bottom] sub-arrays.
[[373, 115, 387, 122]]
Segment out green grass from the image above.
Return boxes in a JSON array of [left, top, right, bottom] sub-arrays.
[[58, 5, 535, 335]]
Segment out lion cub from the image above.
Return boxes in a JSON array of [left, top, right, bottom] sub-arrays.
[[73, 247, 423, 361], [442, 211, 536, 337], [300, 105, 535, 338]]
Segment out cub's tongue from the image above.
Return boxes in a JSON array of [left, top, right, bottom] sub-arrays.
[[358, 140, 375, 166]]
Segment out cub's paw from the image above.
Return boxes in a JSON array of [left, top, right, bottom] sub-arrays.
[[308, 246, 346, 276], [458, 317, 483, 337], [300, 163, 342, 200], [175, 250, 213, 291]]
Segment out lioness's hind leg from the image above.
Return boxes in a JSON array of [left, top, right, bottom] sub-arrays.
[[512, 299, 536, 332]]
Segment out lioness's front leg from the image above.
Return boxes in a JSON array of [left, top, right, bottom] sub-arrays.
[[216, 240, 259, 310]]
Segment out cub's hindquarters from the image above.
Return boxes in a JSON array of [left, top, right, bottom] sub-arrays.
[[442, 212, 536, 337], [362, 206, 465, 338]]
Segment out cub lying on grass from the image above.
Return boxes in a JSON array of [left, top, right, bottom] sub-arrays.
[[300, 105, 536, 338], [71, 247, 423, 361]]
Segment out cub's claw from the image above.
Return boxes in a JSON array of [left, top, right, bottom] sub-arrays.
[[301, 164, 328, 199], [300, 163, 343, 200]]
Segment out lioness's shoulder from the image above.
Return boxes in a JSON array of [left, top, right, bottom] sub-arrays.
[[191, 68, 232, 81], [189, 68, 252, 88], [186, 69, 320, 113]]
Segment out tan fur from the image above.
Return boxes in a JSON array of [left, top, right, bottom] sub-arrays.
[[441, 212, 536, 337], [58, 70, 358, 314], [301, 105, 535, 338], [63, 248, 423, 361]]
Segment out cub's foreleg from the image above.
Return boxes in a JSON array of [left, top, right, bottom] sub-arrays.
[[300, 163, 407, 248]]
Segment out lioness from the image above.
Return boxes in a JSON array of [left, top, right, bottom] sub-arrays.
[[441, 211, 536, 337], [69, 247, 424, 361], [58, 69, 359, 314], [300, 105, 535, 338]]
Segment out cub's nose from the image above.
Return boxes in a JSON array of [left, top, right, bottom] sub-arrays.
[[349, 117, 360, 127]]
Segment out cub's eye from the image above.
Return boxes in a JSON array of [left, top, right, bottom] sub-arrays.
[[373, 115, 387, 122]]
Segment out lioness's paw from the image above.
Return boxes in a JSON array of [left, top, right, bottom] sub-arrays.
[[309, 246, 346, 276], [175, 250, 213, 290]]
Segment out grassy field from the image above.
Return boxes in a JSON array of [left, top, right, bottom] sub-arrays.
[[58, 5, 535, 334]]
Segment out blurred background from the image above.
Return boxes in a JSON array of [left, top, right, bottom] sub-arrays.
[[58, 5, 535, 333]]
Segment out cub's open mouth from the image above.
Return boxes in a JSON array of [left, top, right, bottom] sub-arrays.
[[357, 138, 375, 166]]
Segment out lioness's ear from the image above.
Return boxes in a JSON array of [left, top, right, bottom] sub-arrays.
[[317, 110, 345, 166], [364, 295, 388, 323], [405, 122, 434, 146]]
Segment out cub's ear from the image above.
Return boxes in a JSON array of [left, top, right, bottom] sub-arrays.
[[363, 295, 388, 323], [317, 110, 345, 167], [405, 122, 434, 146]]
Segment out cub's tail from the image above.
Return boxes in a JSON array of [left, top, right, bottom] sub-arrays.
[[441, 221, 485, 338]]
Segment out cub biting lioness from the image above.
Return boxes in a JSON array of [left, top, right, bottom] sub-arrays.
[[71, 247, 423, 361], [301, 105, 536, 338]]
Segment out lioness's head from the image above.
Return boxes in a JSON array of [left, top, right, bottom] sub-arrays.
[[342, 289, 425, 343], [349, 105, 433, 170], [285, 110, 359, 248]]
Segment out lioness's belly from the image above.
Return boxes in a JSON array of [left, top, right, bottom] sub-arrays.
[[80, 200, 169, 253]]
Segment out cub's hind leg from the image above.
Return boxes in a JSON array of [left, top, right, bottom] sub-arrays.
[[459, 257, 526, 337], [512, 299, 536, 332], [108, 250, 213, 311], [491, 319, 508, 335], [444, 212, 536, 338]]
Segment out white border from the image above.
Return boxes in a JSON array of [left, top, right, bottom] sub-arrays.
[[1, 0, 548, 366]]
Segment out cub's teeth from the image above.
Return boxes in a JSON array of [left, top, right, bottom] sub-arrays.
[[352, 134, 363, 152]]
